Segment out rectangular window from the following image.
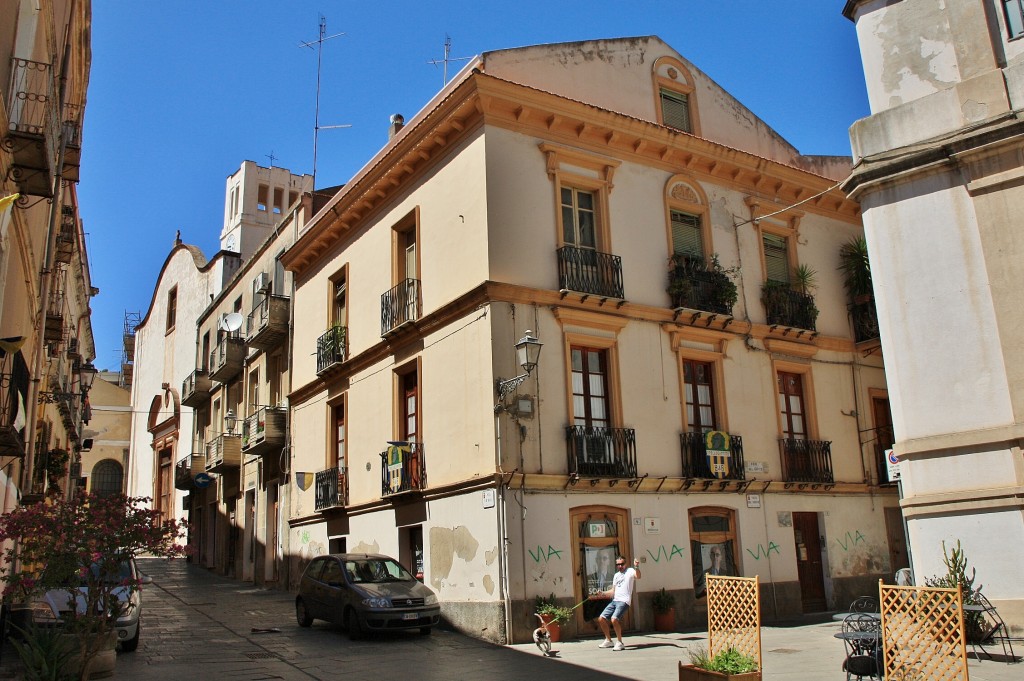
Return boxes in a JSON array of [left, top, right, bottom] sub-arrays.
[[333, 402, 346, 469], [273, 187, 284, 214], [1005, 0, 1024, 38], [201, 332, 210, 371], [561, 187, 596, 249], [571, 347, 609, 429], [401, 371, 419, 442], [257, 184, 268, 212], [671, 210, 703, 257], [289, 191, 298, 207], [689, 507, 738, 599], [777, 371, 806, 439], [763, 233, 790, 284], [332, 271, 347, 326], [683, 359, 717, 433], [660, 88, 692, 133], [166, 287, 177, 331]]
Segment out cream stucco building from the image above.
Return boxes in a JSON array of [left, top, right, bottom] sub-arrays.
[[843, 0, 1024, 633], [281, 36, 901, 643]]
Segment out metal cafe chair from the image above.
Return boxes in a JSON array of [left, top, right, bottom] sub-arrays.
[[850, 596, 879, 614], [969, 593, 1017, 663], [840, 613, 882, 681]]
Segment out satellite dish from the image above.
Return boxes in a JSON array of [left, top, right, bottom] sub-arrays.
[[223, 312, 244, 333]]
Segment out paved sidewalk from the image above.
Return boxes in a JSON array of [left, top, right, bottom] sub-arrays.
[[0, 558, 1019, 680]]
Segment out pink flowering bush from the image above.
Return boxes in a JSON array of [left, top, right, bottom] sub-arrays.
[[0, 494, 187, 679]]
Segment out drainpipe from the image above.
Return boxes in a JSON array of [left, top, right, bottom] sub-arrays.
[[24, 4, 75, 495], [494, 408, 513, 643]]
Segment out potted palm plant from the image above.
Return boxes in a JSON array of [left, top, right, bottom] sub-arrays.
[[679, 646, 761, 680], [838, 236, 873, 304], [653, 587, 676, 632]]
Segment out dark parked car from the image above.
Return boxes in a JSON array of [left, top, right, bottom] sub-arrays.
[[296, 553, 440, 638]]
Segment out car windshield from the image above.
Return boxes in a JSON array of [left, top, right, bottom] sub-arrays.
[[343, 558, 414, 584], [44, 561, 133, 587]]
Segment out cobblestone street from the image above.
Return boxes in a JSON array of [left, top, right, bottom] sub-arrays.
[[1, 558, 1019, 680]]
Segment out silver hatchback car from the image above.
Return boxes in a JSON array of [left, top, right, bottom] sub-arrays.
[[296, 553, 440, 638]]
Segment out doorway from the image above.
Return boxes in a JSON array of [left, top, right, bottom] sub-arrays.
[[571, 506, 632, 634], [242, 489, 255, 581], [884, 507, 909, 574], [792, 511, 827, 612]]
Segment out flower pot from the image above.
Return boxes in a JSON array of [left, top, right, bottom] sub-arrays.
[[654, 607, 675, 632], [678, 663, 761, 681], [538, 613, 562, 642], [63, 630, 118, 679]]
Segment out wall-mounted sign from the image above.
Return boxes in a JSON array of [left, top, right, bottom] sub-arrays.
[[746, 494, 761, 509], [589, 522, 607, 537], [194, 472, 213, 489], [885, 449, 901, 482], [644, 517, 661, 534], [746, 461, 767, 474], [482, 489, 495, 508]]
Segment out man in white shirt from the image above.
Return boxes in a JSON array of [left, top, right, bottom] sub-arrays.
[[595, 556, 641, 651]]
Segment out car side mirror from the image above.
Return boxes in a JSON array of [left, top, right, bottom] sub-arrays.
[[140, 574, 154, 585]]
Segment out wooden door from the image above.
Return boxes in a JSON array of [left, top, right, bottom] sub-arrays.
[[571, 507, 631, 635], [884, 507, 909, 573], [792, 511, 827, 612]]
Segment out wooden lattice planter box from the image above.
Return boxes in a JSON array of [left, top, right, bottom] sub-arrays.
[[678, 663, 760, 681]]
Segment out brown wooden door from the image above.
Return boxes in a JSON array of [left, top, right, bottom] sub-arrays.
[[792, 512, 827, 612], [571, 506, 631, 635], [884, 507, 909, 573]]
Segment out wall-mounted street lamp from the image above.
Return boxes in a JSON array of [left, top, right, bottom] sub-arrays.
[[78, 361, 97, 392], [495, 331, 543, 402], [225, 409, 237, 435]]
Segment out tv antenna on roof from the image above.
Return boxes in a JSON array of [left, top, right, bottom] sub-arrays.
[[300, 14, 351, 186], [427, 34, 472, 86]]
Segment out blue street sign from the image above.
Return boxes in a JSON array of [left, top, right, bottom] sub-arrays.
[[194, 472, 213, 488]]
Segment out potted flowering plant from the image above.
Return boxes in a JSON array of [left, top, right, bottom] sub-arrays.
[[534, 593, 573, 642], [0, 494, 187, 680], [679, 646, 760, 680]]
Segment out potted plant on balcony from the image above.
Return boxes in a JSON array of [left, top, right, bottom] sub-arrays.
[[838, 236, 873, 304], [534, 593, 573, 642], [679, 646, 760, 680], [652, 587, 676, 632], [667, 254, 695, 308]]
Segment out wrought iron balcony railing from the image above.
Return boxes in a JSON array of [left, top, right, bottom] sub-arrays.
[[779, 438, 834, 483], [380, 443, 425, 496], [241, 406, 286, 456], [557, 246, 624, 299], [381, 279, 421, 336], [762, 284, 818, 331], [667, 256, 736, 315], [314, 466, 348, 511], [245, 295, 290, 350], [316, 326, 347, 374], [566, 426, 637, 478], [850, 298, 880, 343], [679, 431, 745, 480]]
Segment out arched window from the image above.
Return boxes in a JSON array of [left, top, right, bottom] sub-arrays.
[[91, 459, 124, 497]]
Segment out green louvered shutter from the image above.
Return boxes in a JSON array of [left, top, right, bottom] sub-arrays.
[[763, 234, 790, 284], [671, 210, 703, 258], [660, 89, 692, 133]]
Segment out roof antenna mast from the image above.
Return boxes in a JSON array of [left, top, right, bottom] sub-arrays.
[[300, 15, 350, 186], [427, 34, 472, 86]]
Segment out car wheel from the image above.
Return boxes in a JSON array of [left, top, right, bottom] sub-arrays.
[[346, 609, 363, 640], [120, 625, 140, 652], [419, 626, 432, 636], [296, 598, 313, 628]]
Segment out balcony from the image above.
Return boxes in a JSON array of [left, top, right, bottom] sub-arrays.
[[245, 295, 290, 351], [557, 245, 624, 300], [380, 443, 425, 496], [850, 298, 880, 343], [667, 255, 737, 316], [174, 453, 207, 491], [54, 207, 76, 264], [208, 336, 245, 383], [679, 431, 745, 480], [779, 438, 834, 484], [205, 434, 242, 473], [181, 370, 213, 408], [241, 406, 286, 457], [381, 279, 421, 336], [762, 283, 818, 332], [566, 426, 637, 478], [314, 466, 348, 511], [316, 325, 347, 375], [0, 369, 26, 458], [45, 266, 68, 343]]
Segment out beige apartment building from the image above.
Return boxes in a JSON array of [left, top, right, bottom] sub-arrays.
[[281, 36, 900, 643], [78, 372, 130, 496], [843, 0, 1024, 632], [0, 0, 96, 510]]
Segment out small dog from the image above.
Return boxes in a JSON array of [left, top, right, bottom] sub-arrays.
[[533, 615, 553, 655]]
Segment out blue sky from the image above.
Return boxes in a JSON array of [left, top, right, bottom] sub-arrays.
[[78, 1, 869, 370]]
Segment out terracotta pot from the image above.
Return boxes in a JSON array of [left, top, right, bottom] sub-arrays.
[[678, 663, 761, 681], [654, 608, 675, 632], [538, 613, 562, 642]]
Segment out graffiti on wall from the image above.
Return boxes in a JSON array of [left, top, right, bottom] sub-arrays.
[[645, 544, 686, 562], [836, 530, 866, 551], [746, 542, 781, 560], [528, 545, 564, 562]]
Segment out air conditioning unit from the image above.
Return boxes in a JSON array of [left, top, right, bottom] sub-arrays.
[[253, 272, 270, 293]]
